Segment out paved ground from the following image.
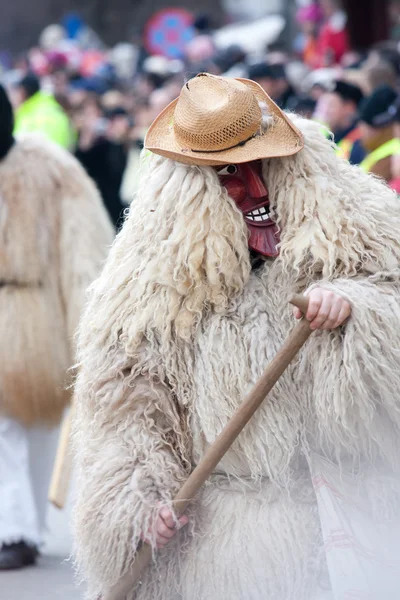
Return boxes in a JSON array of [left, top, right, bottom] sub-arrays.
[[1, 492, 82, 600], [2, 555, 80, 600]]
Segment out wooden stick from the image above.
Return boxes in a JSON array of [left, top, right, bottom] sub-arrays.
[[48, 407, 74, 509], [102, 294, 310, 600]]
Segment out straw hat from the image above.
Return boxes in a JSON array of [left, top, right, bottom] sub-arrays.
[[145, 73, 304, 166]]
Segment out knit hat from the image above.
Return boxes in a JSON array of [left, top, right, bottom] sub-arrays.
[[359, 85, 398, 127], [331, 80, 364, 107], [0, 84, 15, 160]]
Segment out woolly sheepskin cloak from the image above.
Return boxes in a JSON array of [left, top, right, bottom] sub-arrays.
[[73, 115, 400, 600], [0, 135, 114, 426]]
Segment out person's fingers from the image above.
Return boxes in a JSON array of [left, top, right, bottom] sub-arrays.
[[332, 302, 351, 328], [293, 307, 302, 320], [309, 291, 334, 329], [141, 504, 189, 548], [141, 533, 170, 547], [320, 297, 342, 330], [306, 289, 323, 322], [177, 515, 189, 529], [159, 506, 175, 529], [154, 538, 169, 549], [157, 520, 176, 539]]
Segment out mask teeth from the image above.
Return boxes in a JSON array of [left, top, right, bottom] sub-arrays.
[[245, 203, 270, 221]]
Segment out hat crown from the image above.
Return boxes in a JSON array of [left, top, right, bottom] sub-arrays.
[[173, 74, 262, 152]]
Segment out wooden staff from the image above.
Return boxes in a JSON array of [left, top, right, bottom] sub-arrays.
[[102, 294, 311, 600], [48, 407, 74, 509]]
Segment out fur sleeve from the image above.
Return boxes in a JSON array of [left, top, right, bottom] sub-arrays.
[[58, 160, 114, 346], [301, 274, 400, 462], [72, 342, 188, 599]]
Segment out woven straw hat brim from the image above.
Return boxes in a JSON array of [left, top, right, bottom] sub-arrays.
[[145, 78, 304, 166]]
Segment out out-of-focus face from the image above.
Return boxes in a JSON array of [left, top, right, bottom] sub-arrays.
[[216, 160, 279, 257], [71, 99, 103, 134], [359, 121, 375, 142], [358, 121, 383, 152], [52, 71, 69, 96], [323, 92, 355, 132], [135, 75, 156, 98], [255, 77, 282, 101], [68, 89, 88, 109], [310, 84, 326, 102], [82, 101, 102, 125], [107, 115, 130, 142], [149, 88, 173, 119], [10, 85, 26, 109]]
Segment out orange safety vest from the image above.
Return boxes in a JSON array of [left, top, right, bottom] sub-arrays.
[[336, 126, 362, 161]]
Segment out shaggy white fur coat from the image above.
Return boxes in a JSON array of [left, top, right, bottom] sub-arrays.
[[0, 135, 114, 425], [73, 116, 400, 600]]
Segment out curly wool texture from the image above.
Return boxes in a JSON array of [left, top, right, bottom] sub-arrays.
[[0, 135, 114, 425], [268, 115, 400, 280], [81, 155, 251, 350], [302, 274, 400, 463], [73, 116, 400, 599]]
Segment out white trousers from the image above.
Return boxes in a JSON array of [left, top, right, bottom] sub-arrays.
[[0, 415, 59, 547]]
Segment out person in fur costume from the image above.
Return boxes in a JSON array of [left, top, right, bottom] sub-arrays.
[[73, 74, 400, 599], [0, 84, 114, 570]]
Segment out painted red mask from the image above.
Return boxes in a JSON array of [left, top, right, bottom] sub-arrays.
[[217, 160, 279, 257]]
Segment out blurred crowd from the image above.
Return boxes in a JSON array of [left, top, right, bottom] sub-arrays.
[[2, 0, 400, 227]]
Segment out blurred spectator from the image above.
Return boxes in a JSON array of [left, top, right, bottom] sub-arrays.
[[52, 67, 70, 101], [289, 96, 317, 119], [248, 63, 298, 110], [193, 13, 214, 34], [341, 50, 365, 69], [317, 0, 350, 67], [389, 0, 400, 39], [12, 73, 74, 149], [120, 83, 179, 204], [285, 60, 311, 92], [309, 81, 330, 101], [213, 45, 247, 76], [323, 80, 366, 164], [364, 62, 397, 94], [75, 100, 129, 228], [376, 96, 400, 192], [341, 69, 370, 96], [359, 85, 399, 182], [186, 35, 215, 66], [119, 101, 150, 205], [366, 42, 400, 78], [296, 4, 323, 69], [2, 1, 400, 210]]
